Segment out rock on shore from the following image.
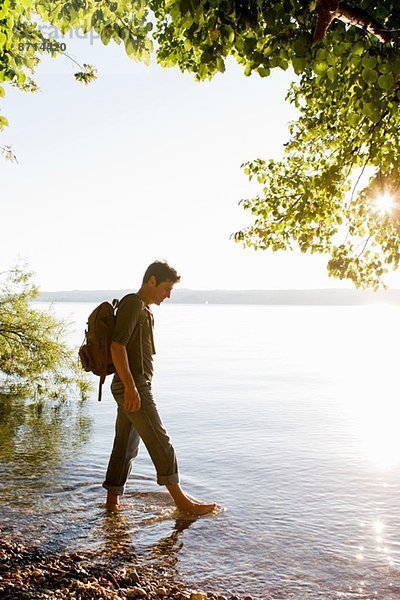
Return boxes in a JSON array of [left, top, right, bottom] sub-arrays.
[[0, 539, 254, 600]]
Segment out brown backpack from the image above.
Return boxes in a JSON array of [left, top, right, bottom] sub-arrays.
[[78, 299, 119, 401], [79, 294, 144, 401]]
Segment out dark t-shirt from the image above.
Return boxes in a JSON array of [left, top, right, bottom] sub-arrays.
[[111, 293, 155, 383]]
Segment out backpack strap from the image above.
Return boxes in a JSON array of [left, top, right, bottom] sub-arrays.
[[98, 374, 106, 402], [117, 293, 147, 377], [98, 299, 119, 402]]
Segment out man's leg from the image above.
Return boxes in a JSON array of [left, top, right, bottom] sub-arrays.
[[118, 381, 217, 515], [103, 400, 140, 510]]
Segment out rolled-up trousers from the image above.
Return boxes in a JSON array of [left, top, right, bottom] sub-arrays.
[[102, 376, 179, 495]]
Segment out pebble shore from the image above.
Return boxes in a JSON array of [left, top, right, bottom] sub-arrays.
[[0, 539, 255, 600]]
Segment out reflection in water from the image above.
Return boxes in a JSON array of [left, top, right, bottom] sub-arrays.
[[148, 516, 197, 567], [0, 396, 91, 463], [0, 396, 92, 509], [97, 502, 196, 576], [99, 511, 138, 555]]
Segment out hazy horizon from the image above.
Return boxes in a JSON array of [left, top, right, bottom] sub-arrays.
[[37, 287, 400, 306], [39, 285, 399, 292]]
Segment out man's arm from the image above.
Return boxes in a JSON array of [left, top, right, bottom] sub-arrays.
[[110, 341, 141, 412]]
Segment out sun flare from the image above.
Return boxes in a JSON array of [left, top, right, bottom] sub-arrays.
[[374, 192, 395, 213]]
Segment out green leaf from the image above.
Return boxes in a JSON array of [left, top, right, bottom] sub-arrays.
[[352, 41, 365, 56], [278, 58, 288, 71], [314, 61, 328, 74], [361, 101, 380, 121], [350, 55, 361, 67], [327, 66, 336, 83], [292, 57, 306, 74], [244, 63, 252, 76], [392, 59, 400, 75], [257, 66, 270, 77], [293, 36, 307, 57], [362, 68, 378, 84], [346, 113, 359, 127], [0, 116, 9, 129], [100, 26, 112, 45], [377, 73, 394, 91], [216, 57, 225, 73], [316, 48, 327, 62], [361, 55, 377, 69], [124, 38, 136, 57], [332, 43, 346, 57], [244, 37, 256, 54], [378, 62, 392, 74]]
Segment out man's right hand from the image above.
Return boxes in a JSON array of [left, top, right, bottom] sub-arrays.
[[110, 342, 142, 413], [124, 385, 141, 412]]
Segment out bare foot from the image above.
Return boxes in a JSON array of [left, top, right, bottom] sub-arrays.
[[105, 491, 120, 511], [166, 483, 218, 516], [177, 500, 218, 516]]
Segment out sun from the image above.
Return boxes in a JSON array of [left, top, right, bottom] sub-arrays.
[[374, 192, 395, 213]]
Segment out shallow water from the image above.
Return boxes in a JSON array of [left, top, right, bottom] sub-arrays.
[[1, 302, 400, 599]]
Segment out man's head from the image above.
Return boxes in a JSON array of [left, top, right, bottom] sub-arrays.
[[141, 260, 180, 305]]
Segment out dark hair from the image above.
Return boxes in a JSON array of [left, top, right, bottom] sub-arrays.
[[142, 261, 181, 285]]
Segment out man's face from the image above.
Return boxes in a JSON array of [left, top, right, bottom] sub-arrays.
[[152, 279, 175, 305]]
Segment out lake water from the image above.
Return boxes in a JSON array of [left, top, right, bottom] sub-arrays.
[[1, 302, 400, 599]]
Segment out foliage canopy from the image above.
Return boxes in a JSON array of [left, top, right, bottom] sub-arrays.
[[2, 1, 400, 287]]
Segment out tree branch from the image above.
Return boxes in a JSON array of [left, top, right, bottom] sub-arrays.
[[313, 0, 392, 44], [356, 234, 371, 259]]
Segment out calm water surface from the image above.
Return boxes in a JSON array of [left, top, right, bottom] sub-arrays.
[[1, 302, 400, 599]]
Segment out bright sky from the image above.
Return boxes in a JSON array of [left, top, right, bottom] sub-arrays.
[[2, 28, 396, 291]]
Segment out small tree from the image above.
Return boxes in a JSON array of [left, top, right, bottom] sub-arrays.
[[0, 265, 89, 402]]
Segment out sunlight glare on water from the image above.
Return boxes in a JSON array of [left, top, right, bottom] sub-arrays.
[[335, 304, 400, 469]]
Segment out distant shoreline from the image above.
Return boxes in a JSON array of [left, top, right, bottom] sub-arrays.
[[37, 288, 400, 305]]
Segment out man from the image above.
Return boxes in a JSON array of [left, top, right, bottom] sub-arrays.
[[103, 260, 217, 515]]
